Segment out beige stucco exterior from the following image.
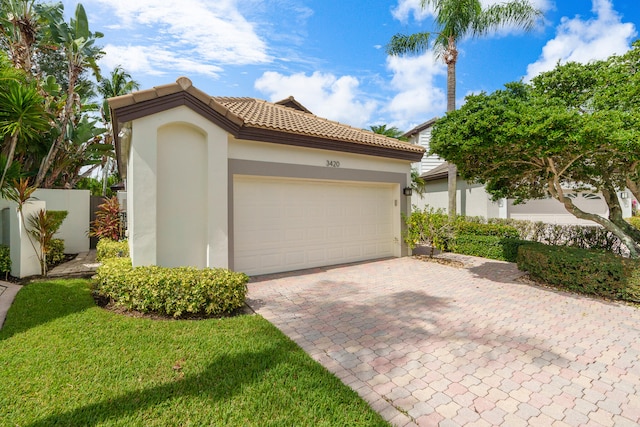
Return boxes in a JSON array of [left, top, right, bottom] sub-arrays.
[[122, 105, 413, 273], [126, 106, 229, 268]]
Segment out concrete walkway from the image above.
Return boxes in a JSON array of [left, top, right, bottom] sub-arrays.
[[0, 250, 98, 330], [247, 256, 640, 427]]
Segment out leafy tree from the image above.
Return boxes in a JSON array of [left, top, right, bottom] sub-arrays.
[[430, 42, 640, 257], [386, 0, 541, 219]]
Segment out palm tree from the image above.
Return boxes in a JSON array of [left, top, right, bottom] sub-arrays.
[[386, 0, 541, 219], [369, 124, 406, 140], [0, 56, 49, 191], [35, 3, 104, 188], [96, 65, 139, 195]]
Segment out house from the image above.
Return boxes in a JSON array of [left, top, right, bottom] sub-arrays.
[[108, 77, 424, 275], [404, 119, 633, 223]]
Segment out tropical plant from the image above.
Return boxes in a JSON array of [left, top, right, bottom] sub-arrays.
[[369, 124, 406, 140], [0, 55, 49, 190], [0, 0, 40, 72], [4, 177, 40, 268], [90, 196, 122, 241], [34, 2, 104, 188], [386, 0, 541, 219], [27, 208, 66, 276]]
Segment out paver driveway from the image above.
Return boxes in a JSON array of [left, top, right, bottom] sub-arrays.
[[247, 256, 640, 427]]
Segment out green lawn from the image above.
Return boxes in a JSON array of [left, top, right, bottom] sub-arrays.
[[0, 279, 389, 426]]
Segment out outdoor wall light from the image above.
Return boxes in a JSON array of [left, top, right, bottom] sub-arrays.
[[403, 187, 413, 196], [620, 192, 629, 199]]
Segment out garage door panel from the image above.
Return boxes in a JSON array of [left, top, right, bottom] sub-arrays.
[[234, 176, 397, 275]]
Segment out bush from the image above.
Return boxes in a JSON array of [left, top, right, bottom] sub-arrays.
[[404, 207, 452, 252], [450, 234, 530, 262], [517, 244, 640, 303], [627, 217, 640, 230], [90, 197, 123, 241], [96, 238, 129, 261], [488, 218, 624, 255], [94, 258, 249, 318], [454, 222, 519, 238], [0, 245, 10, 277], [46, 238, 65, 269]]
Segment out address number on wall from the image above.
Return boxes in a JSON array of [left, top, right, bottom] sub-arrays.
[[326, 160, 340, 168]]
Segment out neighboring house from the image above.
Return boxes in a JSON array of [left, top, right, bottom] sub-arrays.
[[108, 77, 424, 275], [404, 118, 633, 224]]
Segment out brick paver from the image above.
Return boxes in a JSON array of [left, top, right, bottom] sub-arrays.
[[247, 257, 640, 427]]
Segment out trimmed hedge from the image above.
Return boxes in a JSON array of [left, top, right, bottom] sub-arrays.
[[94, 257, 249, 318], [517, 244, 640, 303], [454, 222, 520, 239], [96, 238, 129, 261], [450, 234, 530, 262]]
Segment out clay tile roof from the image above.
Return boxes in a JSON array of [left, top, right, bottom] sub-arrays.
[[213, 96, 423, 154], [108, 77, 424, 163]]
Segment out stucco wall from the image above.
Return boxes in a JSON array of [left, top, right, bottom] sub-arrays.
[[411, 178, 499, 217], [33, 189, 90, 253], [124, 104, 415, 271], [127, 105, 228, 268], [0, 199, 46, 278]]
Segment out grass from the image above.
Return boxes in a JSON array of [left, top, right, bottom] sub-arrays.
[[0, 279, 389, 426]]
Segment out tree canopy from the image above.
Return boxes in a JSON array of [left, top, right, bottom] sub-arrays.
[[0, 1, 137, 191], [430, 41, 640, 257]]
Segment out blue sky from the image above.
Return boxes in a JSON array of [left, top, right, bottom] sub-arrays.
[[62, 0, 639, 132]]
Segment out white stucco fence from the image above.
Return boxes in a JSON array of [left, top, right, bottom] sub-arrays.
[[0, 189, 89, 278]]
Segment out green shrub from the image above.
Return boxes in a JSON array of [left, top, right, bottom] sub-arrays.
[[454, 222, 519, 238], [517, 244, 640, 303], [404, 207, 453, 252], [96, 238, 129, 261], [94, 258, 249, 318], [489, 218, 623, 254], [90, 196, 123, 241], [0, 245, 11, 277], [46, 238, 65, 269], [627, 217, 640, 230], [449, 234, 530, 262]]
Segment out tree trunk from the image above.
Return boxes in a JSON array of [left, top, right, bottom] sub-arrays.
[[602, 184, 640, 243], [0, 133, 19, 190], [555, 188, 640, 258], [35, 63, 78, 188], [445, 37, 458, 220]]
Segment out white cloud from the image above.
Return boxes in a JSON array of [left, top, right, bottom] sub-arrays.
[[82, 0, 270, 79], [392, 0, 430, 22], [393, 0, 552, 28], [525, 0, 637, 80], [254, 71, 378, 128], [384, 53, 447, 130], [99, 44, 223, 78]]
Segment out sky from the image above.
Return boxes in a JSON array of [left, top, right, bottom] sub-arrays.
[[61, 0, 639, 132]]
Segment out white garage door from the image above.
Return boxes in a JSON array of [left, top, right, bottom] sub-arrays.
[[233, 176, 398, 275]]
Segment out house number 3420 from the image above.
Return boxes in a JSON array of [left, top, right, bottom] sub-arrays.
[[326, 160, 340, 168]]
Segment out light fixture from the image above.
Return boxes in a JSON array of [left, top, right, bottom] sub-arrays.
[[620, 192, 629, 199], [403, 187, 413, 196]]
